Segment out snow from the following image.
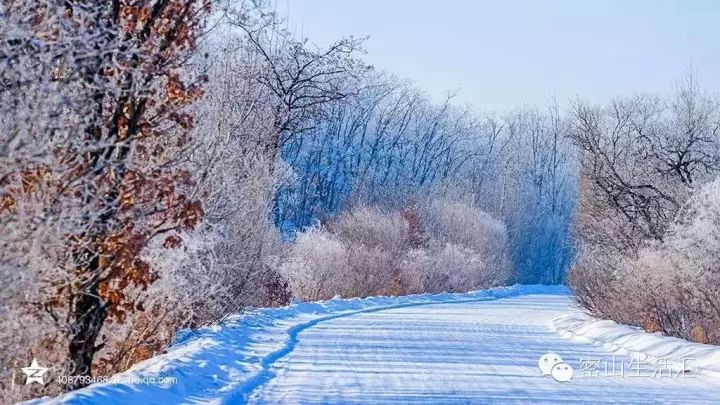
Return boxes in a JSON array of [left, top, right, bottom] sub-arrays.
[[31, 285, 720, 404], [552, 313, 720, 379]]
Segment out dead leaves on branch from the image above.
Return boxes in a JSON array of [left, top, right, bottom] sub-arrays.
[[0, 166, 54, 214], [1, 0, 210, 354]]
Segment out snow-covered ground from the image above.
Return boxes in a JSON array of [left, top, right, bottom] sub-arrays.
[[34, 285, 720, 404]]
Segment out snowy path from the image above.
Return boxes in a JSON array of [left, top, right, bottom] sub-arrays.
[[246, 294, 720, 404], [42, 287, 720, 404]]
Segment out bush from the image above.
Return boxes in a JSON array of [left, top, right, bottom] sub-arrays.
[[281, 201, 512, 300], [420, 199, 510, 276], [329, 205, 413, 256], [570, 177, 720, 344], [281, 229, 351, 300]]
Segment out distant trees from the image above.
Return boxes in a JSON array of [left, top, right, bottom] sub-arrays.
[[277, 76, 481, 228], [498, 105, 576, 285], [275, 80, 577, 285]]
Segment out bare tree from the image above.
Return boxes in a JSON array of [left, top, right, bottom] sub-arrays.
[[569, 77, 720, 249], [226, 3, 367, 158]]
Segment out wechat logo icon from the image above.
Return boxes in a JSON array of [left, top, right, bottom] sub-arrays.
[[538, 352, 574, 382]]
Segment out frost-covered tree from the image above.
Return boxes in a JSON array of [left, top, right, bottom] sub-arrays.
[[226, 2, 366, 160], [277, 74, 480, 231], [1, 0, 209, 391], [568, 76, 720, 342], [569, 76, 720, 249]]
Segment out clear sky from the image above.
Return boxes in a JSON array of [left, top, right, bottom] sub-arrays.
[[282, 0, 719, 112]]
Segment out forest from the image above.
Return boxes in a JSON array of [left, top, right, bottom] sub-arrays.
[[1, 1, 719, 402]]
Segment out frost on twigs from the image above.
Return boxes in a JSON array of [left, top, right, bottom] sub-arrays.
[[280, 200, 511, 301], [568, 78, 720, 345], [0, 0, 210, 398]]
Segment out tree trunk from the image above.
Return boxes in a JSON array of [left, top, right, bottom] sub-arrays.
[[67, 255, 107, 390]]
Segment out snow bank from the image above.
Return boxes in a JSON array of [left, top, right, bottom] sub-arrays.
[[31, 285, 567, 404], [552, 313, 720, 379]]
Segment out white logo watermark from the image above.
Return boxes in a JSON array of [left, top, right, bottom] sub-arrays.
[[538, 352, 574, 382], [21, 358, 49, 385]]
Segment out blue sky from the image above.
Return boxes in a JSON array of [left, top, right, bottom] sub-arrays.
[[282, 0, 719, 112]]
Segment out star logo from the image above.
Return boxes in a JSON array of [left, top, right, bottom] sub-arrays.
[[22, 358, 48, 385]]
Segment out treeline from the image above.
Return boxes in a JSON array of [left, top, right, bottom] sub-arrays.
[[276, 76, 577, 285]]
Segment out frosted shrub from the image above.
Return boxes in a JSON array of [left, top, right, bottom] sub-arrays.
[[398, 249, 434, 294], [281, 206, 408, 300], [281, 229, 351, 300], [344, 245, 398, 297], [429, 244, 483, 293], [571, 177, 720, 343], [645, 178, 720, 342], [422, 199, 507, 254], [421, 199, 512, 285], [667, 178, 720, 277], [328, 205, 412, 257], [569, 244, 631, 319], [282, 201, 512, 300], [436, 244, 495, 291]]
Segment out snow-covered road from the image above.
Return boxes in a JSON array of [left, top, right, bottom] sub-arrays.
[[247, 294, 720, 404], [43, 287, 720, 404]]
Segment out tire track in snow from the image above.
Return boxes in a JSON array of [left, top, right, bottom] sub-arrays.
[[229, 296, 501, 404], [246, 295, 720, 404]]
